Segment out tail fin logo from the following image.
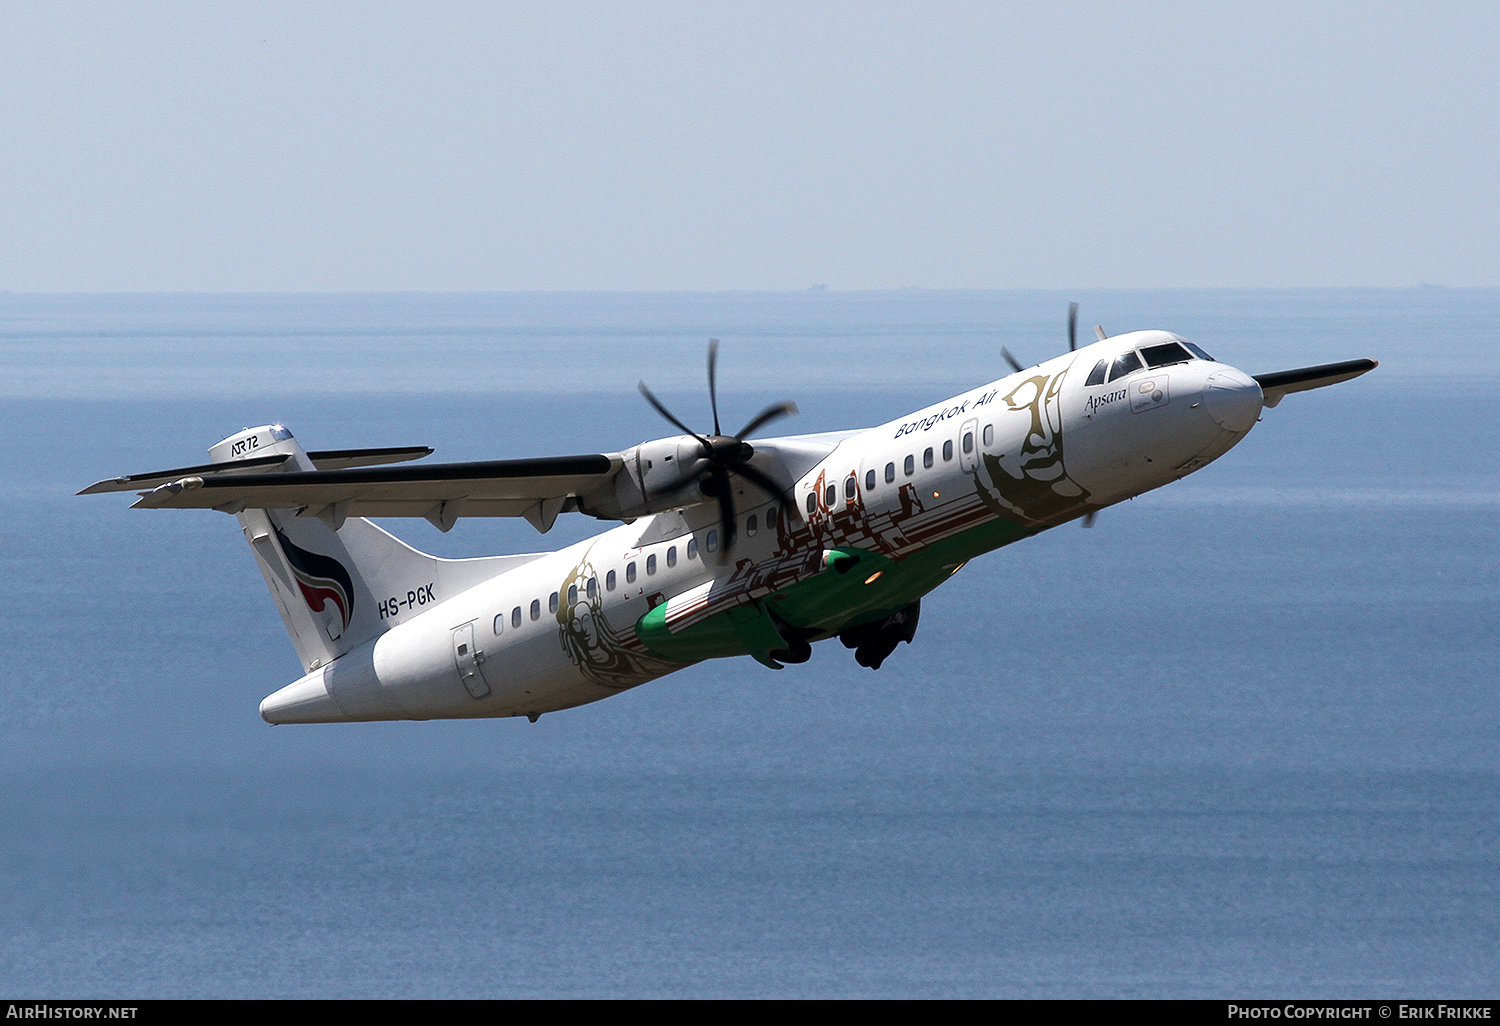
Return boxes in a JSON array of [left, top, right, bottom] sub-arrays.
[[272, 524, 354, 632]]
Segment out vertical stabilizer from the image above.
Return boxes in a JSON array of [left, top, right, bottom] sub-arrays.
[[212, 425, 544, 672]]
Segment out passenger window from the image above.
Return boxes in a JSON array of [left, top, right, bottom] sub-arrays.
[[530, 599, 540, 621], [549, 591, 559, 613], [942, 440, 953, 461], [865, 469, 876, 491], [587, 577, 597, 599], [606, 570, 616, 592], [707, 530, 718, 552], [666, 545, 677, 567], [923, 447, 934, 468], [687, 537, 698, 559], [904, 455, 914, 476], [983, 424, 994, 447], [766, 508, 778, 530], [1085, 359, 1108, 386], [512, 606, 522, 628], [646, 554, 657, 575], [885, 462, 895, 483], [626, 561, 637, 584], [962, 432, 973, 454], [806, 492, 817, 514], [567, 585, 577, 606], [845, 475, 857, 500], [825, 484, 836, 506], [746, 514, 757, 537], [1108, 351, 1143, 381], [493, 613, 504, 636]]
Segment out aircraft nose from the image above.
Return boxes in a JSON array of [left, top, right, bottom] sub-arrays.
[[1201, 368, 1263, 433]]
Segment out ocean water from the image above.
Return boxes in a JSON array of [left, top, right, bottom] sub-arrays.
[[0, 291, 1496, 997]]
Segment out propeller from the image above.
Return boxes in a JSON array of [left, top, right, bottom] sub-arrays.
[[638, 340, 799, 558], [1004, 302, 1082, 374]]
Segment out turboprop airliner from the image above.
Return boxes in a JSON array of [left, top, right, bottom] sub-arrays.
[[82, 308, 1375, 725]]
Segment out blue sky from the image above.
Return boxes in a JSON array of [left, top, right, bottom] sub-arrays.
[[2, 1, 1497, 290]]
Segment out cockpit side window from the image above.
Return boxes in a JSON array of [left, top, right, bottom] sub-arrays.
[[1141, 341, 1193, 368], [1107, 350, 1143, 381], [1085, 359, 1108, 386], [1183, 341, 1216, 362]]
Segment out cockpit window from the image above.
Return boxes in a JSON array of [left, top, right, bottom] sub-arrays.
[[1182, 341, 1216, 362], [1140, 341, 1193, 368], [1108, 350, 1143, 381], [1084, 359, 1107, 386]]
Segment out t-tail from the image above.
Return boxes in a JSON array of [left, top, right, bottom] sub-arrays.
[[209, 425, 537, 673]]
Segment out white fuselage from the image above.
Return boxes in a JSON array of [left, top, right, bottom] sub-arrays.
[[261, 332, 1263, 724]]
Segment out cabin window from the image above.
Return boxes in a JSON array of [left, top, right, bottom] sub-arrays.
[[1085, 359, 1108, 386], [587, 577, 597, 599], [512, 606, 522, 628], [962, 432, 973, 454], [626, 561, 637, 584], [885, 462, 895, 484], [1141, 341, 1193, 368], [865, 469, 876, 491], [983, 424, 994, 447], [825, 484, 836, 507], [766, 508, 778, 530], [943, 440, 953, 461], [923, 447, 934, 469], [567, 584, 577, 606], [493, 613, 504, 636], [1108, 350, 1143, 381], [845, 475, 857, 500], [707, 529, 718, 552], [549, 591, 559, 613], [606, 570, 616, 592], [530, 599, 541, 621], [666, 545, 677, 568], [904, 455, 914, 476], [805, 491, 817, 514], [687, 537, 698, 559], [746, 514, 758, 536], [646, 554, 657, 575]]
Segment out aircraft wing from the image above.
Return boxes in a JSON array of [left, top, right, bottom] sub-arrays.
[[84, 453, 623, 533], [78, 446, 435, 493], [1254, 358, 1377, 407]]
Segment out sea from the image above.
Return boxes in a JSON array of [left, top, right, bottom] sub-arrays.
[[0, 289, 1496, 998]]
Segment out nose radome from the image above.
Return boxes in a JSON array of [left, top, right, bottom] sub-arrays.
[[1201, 368, 1263, 433]]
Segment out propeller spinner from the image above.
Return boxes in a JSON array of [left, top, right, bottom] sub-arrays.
[[637, 340, 799, 558]]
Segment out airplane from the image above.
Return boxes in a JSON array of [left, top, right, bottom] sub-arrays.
[[82, 307, 1376, 726]]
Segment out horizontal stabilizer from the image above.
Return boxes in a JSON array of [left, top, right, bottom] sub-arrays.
[[307, 446, 434, 471], [1253, 358, 1377, 407]]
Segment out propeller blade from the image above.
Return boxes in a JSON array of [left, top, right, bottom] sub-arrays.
[[638, 382, 710, 449], [706, 338, 722, 436], [1068, 302, 1078, 352], [732, 460, 798, 515], [712, 466, 737, 559], [734, 401, 799, 440], [1001, 347, 1024, 373]]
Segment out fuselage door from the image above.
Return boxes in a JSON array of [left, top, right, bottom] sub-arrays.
[[960, 417, 980, 473], [451, 622, 491, 700]]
